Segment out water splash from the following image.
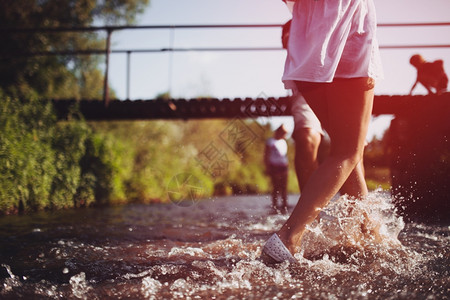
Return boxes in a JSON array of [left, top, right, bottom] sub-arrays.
[[300, 190, 405, 258], [1, 264, 22, 294], [289, 189, 432, 289], [141, 277, 163, 299], [69, 272, 92, 299], [135, 191, 431, 298], [1, 264, 15, 280]]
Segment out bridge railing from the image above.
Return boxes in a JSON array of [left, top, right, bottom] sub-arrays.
[[2, 22, 450, 105]]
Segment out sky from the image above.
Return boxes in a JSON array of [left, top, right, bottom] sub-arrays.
[[106, 0, 450, 139]]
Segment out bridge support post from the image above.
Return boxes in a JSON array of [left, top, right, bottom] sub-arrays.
[[103, 29, 112, 107], [386, 95, 450, 223]]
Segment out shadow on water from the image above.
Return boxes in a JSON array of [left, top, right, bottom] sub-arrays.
[[0, 191, 449, 299]]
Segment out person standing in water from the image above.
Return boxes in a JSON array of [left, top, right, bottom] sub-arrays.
[[264, 124, 289, 213], [263, 0, 383, 263]]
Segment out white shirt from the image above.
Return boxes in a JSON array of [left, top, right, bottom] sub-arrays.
[[266, 138, 288, 167], [282, 0, 383, 90]]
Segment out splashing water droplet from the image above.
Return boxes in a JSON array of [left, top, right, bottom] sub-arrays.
[[141, 277, 163, 299], [69, 272, 92, 299]]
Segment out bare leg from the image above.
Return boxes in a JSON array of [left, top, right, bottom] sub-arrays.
[[277, 78, 374, 254], [281, 172, 288, 210], [293, 128, 321, 191], [270, 175, 278, 209], [294, 129, 366, 198], [341, 160, 368, 198]]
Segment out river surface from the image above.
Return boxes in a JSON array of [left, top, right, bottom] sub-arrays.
[[0, 191, 449, 299]]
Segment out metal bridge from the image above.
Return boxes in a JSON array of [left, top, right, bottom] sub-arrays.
[[3, 22, 450, 107]]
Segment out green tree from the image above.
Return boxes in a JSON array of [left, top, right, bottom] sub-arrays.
[[0, 0, 150, 99]]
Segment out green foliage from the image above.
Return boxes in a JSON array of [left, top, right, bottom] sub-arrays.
[[0, 93, 124, 214], [0, 0, 150, 99], [88, 118, 300, 205], [0, 94, 55, 212], [364, 136, 392, 190], [89, 120, 219, 203], [79, 132, 126, 205]]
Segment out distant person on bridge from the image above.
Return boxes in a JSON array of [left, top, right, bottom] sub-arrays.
[[262, 0, 384, 264], [409, 54, 448, 95], [264, 124, 289, 213]]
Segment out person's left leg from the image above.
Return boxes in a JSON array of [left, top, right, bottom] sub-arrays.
[[340, 160, 368, 198], [277, 78, 375, 254], [270, 175, 278, 209], [292, 128, 322, 191]]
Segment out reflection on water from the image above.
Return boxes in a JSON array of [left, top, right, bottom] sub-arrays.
[[0, 191, 449, 299]]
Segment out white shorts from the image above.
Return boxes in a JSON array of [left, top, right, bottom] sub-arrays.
[[283, 0, 383, 90], [291, 93, 324, 136]]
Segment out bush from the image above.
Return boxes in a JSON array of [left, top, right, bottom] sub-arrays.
[[0, 94, 124, 214], [0, 96, 56, 212]]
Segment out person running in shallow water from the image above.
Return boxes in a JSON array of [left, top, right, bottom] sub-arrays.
[[264, 124, 289, 213], [262, 0, 383, 263]]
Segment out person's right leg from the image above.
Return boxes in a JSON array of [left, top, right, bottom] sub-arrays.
[[277, 78, 375, 254], [280, 171, 289, 211]]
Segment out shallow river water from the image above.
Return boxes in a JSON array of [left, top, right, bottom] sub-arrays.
[[0, 191, 449, 299]]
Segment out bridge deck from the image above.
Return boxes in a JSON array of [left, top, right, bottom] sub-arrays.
[[51, 93, 450, 120]]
